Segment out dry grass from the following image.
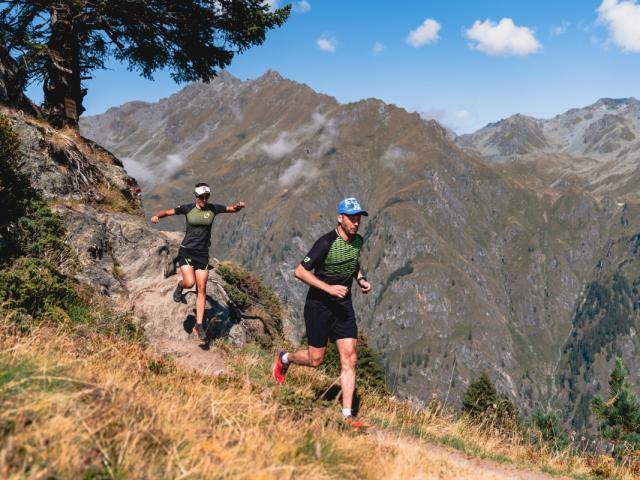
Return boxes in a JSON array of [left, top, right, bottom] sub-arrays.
[[97, 184, 136, 214], [0, 319, 637, 479]]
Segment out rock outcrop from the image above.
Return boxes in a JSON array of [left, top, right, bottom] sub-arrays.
[[4, 107, 276, 376]]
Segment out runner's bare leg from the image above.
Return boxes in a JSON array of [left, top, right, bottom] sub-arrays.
[[336, 338, 357, 410], [195, 268, 209, 325], [179, 265, 195, 290], [287, 346, 326, 367]]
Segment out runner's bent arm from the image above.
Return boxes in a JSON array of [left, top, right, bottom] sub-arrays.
[[294, 264, 348, 299], [355, 268, 371, 294], [151, 208, 176, 224], [295, 233, 349, 299]]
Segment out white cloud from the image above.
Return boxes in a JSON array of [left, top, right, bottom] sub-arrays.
[[259, 111, 338, 160], [454, 110, 470, 121], [406, 19, 441, 47], [295, 0, 311, 13], [419, 108, 446, 122], [278, 159, 319, 187], [417, 106, 476, 133], [121, 153, 185, 185], [551, 20, 570, 36], [317, 35, 337, 52], [381, 145, 415, 168], [260, 135, 297, 159], [372, 41, 386, 53], [315, 114, 338, 157], [465, 18, 541, 56], [597, 0, 640, 52]]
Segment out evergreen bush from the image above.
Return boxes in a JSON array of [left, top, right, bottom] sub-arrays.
[[462, 371, 519, 430], [592, 358, 640, 457], [529, 409, 569, 451]]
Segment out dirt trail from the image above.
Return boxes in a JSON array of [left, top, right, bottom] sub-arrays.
[[369, 428, 570, 480]]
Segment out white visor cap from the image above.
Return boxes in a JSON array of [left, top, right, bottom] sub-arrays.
[[194, 185, 211, 196]]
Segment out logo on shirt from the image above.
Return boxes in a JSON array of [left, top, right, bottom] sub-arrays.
[[204, 212, 211, 218], [303, 256, 311, 263]]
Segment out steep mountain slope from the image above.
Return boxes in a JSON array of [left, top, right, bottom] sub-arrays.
[[457, 98, 640, 201], [81, 73, 639, 426]]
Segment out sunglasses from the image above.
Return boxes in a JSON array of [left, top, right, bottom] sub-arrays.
[[197, 193, 210, 200]]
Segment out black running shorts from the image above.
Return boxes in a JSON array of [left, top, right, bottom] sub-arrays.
[[177, 247, 210, 271], [304, 293, 357, 348]]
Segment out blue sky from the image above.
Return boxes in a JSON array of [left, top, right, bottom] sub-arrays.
[[26, 0, 640, 133]]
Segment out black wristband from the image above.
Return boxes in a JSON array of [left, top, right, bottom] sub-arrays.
[[357, 276, 367, 285]]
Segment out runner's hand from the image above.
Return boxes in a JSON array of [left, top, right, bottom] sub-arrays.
[[235, 201, 245, 211], [326, 285, 348, 299], [359, 279, 371, 294], [151, 215, 159, 224]]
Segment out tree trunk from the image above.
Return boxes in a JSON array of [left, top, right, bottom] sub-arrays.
[[43, 5, 85, 129]]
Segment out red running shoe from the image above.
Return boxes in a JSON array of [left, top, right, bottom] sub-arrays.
[[344, 416, 370, 429], [272, 351, 289, 384]]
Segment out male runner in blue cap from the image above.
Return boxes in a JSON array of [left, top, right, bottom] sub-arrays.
[[273, 197, 372, 427]]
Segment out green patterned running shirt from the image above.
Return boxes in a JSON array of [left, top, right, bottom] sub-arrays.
[[301, 229, 363, 290]]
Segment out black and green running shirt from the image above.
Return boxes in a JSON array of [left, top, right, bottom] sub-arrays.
[[301, 230, 364, 293], [174, 203, 227, 255]]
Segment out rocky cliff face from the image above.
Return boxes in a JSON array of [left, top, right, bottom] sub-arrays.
[[3, 106, 279, 376], [80, 72, 640, 427]]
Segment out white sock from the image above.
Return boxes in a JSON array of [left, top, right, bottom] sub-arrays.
[[282, 352, 289, 364], [342, 408, 352, 418]]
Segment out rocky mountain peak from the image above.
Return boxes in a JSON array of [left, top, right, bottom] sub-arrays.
[[256, 69, 284, 83]]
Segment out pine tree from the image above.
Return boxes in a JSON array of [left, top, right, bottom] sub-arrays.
[[462, 372, 497, 417], [462, 371, 519, 429], [530, 409, 569, 451], [592, 358, 640, 452], [0, 1, 290, 128]]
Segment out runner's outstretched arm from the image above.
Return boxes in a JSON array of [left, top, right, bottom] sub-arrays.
[[224, 201, 245, 213], [151, 208, 176, 223]]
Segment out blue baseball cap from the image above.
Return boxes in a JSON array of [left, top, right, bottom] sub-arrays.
[[338, 197, 368, 216]]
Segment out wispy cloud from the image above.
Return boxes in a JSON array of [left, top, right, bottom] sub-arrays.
[[418, 107, 476, 133], [551, 20, 571, 36], [597, 0, 640, 52], [453, 109, 470, 121], [465, 18, 541, 56], [381, 145, 415, 168], [294, 0, 311, 13], [406, 19, 441, 47], [122, 154, 185, 185], [278, 159, 319, 187], [259, 111, 338, 160], [317, 35, 337, 52], [372, 41, 386, 54], [260, 135, 297, 159]]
